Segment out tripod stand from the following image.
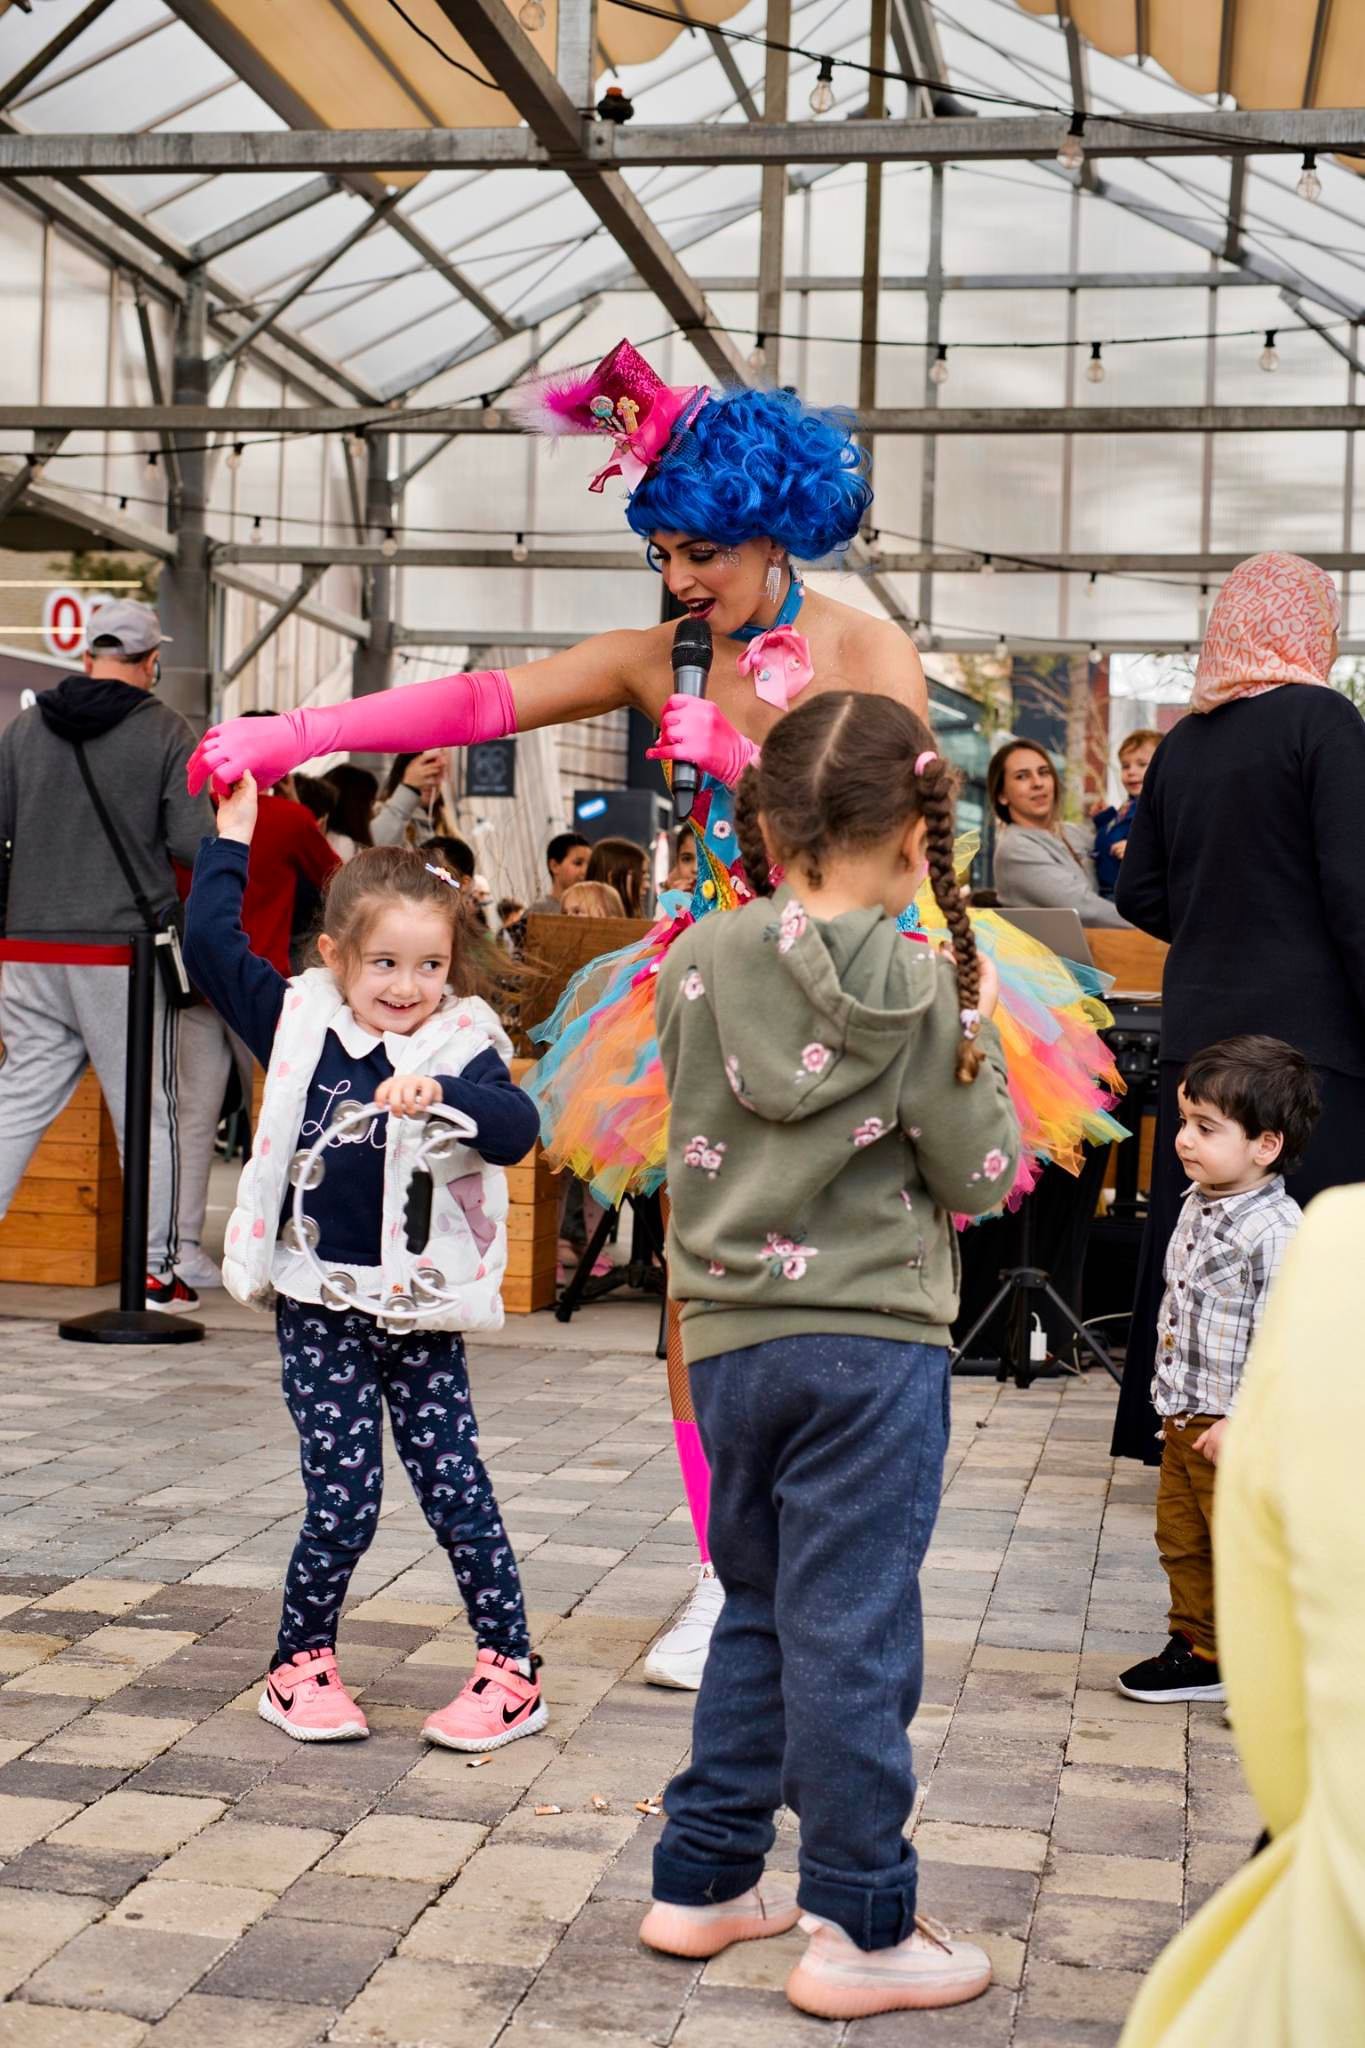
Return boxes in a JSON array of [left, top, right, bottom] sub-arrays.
[[951, 1159, 1122, 1389]]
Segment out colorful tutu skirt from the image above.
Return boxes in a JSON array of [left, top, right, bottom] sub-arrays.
[[527, 791, 1125, 1210]]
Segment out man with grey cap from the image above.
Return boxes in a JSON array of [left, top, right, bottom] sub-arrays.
[[0, 598, 212, 1309]]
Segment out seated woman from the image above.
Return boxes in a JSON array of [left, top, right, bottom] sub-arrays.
[[989, 740, 1131, 929], [1093, 727, 1161, 898]]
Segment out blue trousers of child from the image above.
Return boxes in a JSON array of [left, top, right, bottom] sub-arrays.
[[275, 1297, 529, 1667], [653, 1333, 951, 1952]]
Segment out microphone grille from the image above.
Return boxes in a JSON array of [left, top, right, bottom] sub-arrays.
[[671, 614, 713, 671]]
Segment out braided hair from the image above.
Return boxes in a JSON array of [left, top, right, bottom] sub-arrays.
[[733, 691, 985, 1083]]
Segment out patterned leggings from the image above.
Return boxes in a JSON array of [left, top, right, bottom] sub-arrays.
[[274, 1297, 530, 1666]]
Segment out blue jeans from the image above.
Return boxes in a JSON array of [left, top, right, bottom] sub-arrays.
[[653, 1333, 951, 1951], [274, 1298, 529, 1667]]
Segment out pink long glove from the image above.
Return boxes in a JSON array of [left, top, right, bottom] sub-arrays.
[[186, 669, 517, 797], [646, 694, 760, 791]]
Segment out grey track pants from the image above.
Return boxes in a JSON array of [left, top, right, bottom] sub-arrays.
[[176, 1002, 253, 1251], [0, 961, 181, 1275]]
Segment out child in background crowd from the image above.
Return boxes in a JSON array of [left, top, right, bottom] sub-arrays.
[[184, 772, 546, 1752], [563, 880, 625, 919], [587, 835, 649, 918], [1119, 1035, 1318, 1705], [640, 691, 1021, 2020]]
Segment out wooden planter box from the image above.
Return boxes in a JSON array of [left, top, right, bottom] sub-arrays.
[[0, 1069, 122, 1287], [504, 1055, 559, 1315]]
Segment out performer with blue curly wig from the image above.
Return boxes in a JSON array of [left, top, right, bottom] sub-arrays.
[[187, 338, 930, 1689]]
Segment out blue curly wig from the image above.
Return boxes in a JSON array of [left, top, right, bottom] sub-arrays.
[[624, 386, 871, 562]]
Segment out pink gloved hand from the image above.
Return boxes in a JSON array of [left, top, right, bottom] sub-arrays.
[[186, 669, 517, 797], [646, 694, 760, 790]]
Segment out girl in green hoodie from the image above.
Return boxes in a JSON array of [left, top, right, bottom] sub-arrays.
[[640, 691, 1021, 2021]]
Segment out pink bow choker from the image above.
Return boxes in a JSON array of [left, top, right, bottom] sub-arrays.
[[737, 628, 815, 711]]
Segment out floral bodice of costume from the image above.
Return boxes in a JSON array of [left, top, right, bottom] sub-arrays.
[[679, 572, 812, 921]]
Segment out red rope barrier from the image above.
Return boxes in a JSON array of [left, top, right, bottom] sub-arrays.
[[0, 941, 132, 966]]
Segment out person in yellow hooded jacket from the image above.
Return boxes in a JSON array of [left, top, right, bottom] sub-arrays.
[[1119, 1182, 1365, 2046]]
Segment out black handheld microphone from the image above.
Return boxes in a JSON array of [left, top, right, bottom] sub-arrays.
[[669, 614, 714, 823]]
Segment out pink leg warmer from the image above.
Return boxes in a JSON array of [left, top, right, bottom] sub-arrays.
[[188, 669, 517, 796], [673, 1419, 712, 1564]]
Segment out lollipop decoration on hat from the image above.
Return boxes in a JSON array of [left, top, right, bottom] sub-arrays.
[[507, 339, 709, 496]]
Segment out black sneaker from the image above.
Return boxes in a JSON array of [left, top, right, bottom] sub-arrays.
[[146, 1270, 200, 1314], [1117, 1632, 1224, 1703]]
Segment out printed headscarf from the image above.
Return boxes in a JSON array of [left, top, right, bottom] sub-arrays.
[[1191, 551, 1340, 713]]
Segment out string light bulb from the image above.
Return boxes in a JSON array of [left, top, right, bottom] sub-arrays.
[[1057, 112, 1086, 172], [995, 633, 1008, 658], [226, 442, 244, 472], [865, 527, 882, 559], [980, 553, 995, 575], [348, 430, 366, 459], [748, 333, 768, 369], [809, 56, 836, 116], [1259, 329, 1280, 372], [28, 454, 46, 479], [518, 0, 546, 28], [250, 514, 263, 544], [928, 343, 949, 386], [1087, 570, 1099, 593], [380, 528, 399, 560], [1297, 152, 1322, 203], [144, 449, 160, 480], [1086, 341, 1106, 385], [480, 395, 502, 428], [118, 495, 128, 512], [1088, 641, 1101, 663], [511, 532, 529, 564]]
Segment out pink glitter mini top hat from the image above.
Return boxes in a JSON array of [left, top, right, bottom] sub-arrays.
[[507, 339, 709, 496]]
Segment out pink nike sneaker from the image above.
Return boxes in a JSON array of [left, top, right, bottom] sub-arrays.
[[257, 1648, 369, 1742], [422, 1649, 547, 1753], [640, 1878, 802, 1959]]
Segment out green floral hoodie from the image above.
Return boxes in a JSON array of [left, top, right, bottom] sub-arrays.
[[656, 884, 1022, 1365]]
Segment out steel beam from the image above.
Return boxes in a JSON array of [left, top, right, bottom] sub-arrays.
[[445, 0, 748, 386], [219, 565, 326, 689], [689, 269, 1271, 291], [1062, 19, 1097, 193], [210, 191, 402, 373], [757, 0, 790, 384], [11, 107, 1365, 174], [557, 0, 599, 110], [132, 287, 181, 500], [0, 432, 68, 521], [189, 177, 339, 264], [11, 403, 1365, 435], [212, 541, 1365, 574], [393, 626, 1365, 654], [158, 274, 212, 721], [0, 458, 175, 558], [1224, 157, 1247, 262], [352, 433, 395, 702], [212, 560, 367, 642], [0, 0, 117, 112], [383, 207, 518, 339]]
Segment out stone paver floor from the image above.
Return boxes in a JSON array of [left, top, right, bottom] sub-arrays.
[[0, 1316, 1258, 2048]]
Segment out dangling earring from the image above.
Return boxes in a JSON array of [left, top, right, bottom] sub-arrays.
[[764, 558, 783, 606]]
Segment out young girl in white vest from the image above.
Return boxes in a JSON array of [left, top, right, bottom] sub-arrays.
[[184, 770, 545, 1750]]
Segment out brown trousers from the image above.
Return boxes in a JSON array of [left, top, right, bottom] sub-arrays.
[[1154, 1415, 1223, 1657]]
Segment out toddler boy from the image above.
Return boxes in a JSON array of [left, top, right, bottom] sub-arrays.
[[1118, 1034, 1319, 1704]]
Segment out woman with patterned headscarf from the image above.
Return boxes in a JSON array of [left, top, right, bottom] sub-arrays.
[[1111, 550, 1365, 1463]]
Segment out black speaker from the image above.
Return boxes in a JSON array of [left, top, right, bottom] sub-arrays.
[[572, 787, 670, 847]]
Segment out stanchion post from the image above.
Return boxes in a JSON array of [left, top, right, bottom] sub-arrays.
[[59, 931, 204, 1345]]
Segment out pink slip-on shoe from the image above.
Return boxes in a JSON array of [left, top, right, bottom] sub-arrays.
[[257, 1648, 369, 1742], [422, 1649, 547, 1753], [640, 1878, 801, 1959]]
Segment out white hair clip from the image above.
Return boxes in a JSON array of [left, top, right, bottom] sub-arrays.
[[425, 862, 462, 890], [959, 1008, 982, 1038]]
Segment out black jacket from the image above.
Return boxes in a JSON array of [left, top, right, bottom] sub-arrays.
[[1116, 685, 1365, 1075]]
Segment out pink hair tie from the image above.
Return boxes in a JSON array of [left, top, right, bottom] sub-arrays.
[[915, 750, 938, 775]]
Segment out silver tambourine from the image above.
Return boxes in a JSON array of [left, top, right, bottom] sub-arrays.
[[284, 1098, 478, 1332]]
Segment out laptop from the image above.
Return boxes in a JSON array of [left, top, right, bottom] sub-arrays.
[[994, 906, 1096, 969]]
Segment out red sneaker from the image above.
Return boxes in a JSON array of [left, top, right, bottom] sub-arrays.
[[146, 1270, 200, 1314], [422, 1650, 546, 1753], [258, 1649, 369, 1742]]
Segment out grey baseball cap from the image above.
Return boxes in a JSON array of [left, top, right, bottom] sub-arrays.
[[85, 598, 170, 658]]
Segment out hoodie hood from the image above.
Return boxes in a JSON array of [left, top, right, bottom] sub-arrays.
[[36, 674, 151, 742], [707, 883, 938, 1123]]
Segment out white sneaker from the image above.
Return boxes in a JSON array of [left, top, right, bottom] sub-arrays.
[[644, 1563, 724, 1691], [786, 1913, 992, 2019], [175, 1245, 223, 1290]]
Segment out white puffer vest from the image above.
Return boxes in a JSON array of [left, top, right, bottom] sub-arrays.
[[222, 967, 513, 1334]]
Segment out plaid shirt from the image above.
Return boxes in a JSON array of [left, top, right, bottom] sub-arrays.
[[1151, 1176, 1302, 1418]]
